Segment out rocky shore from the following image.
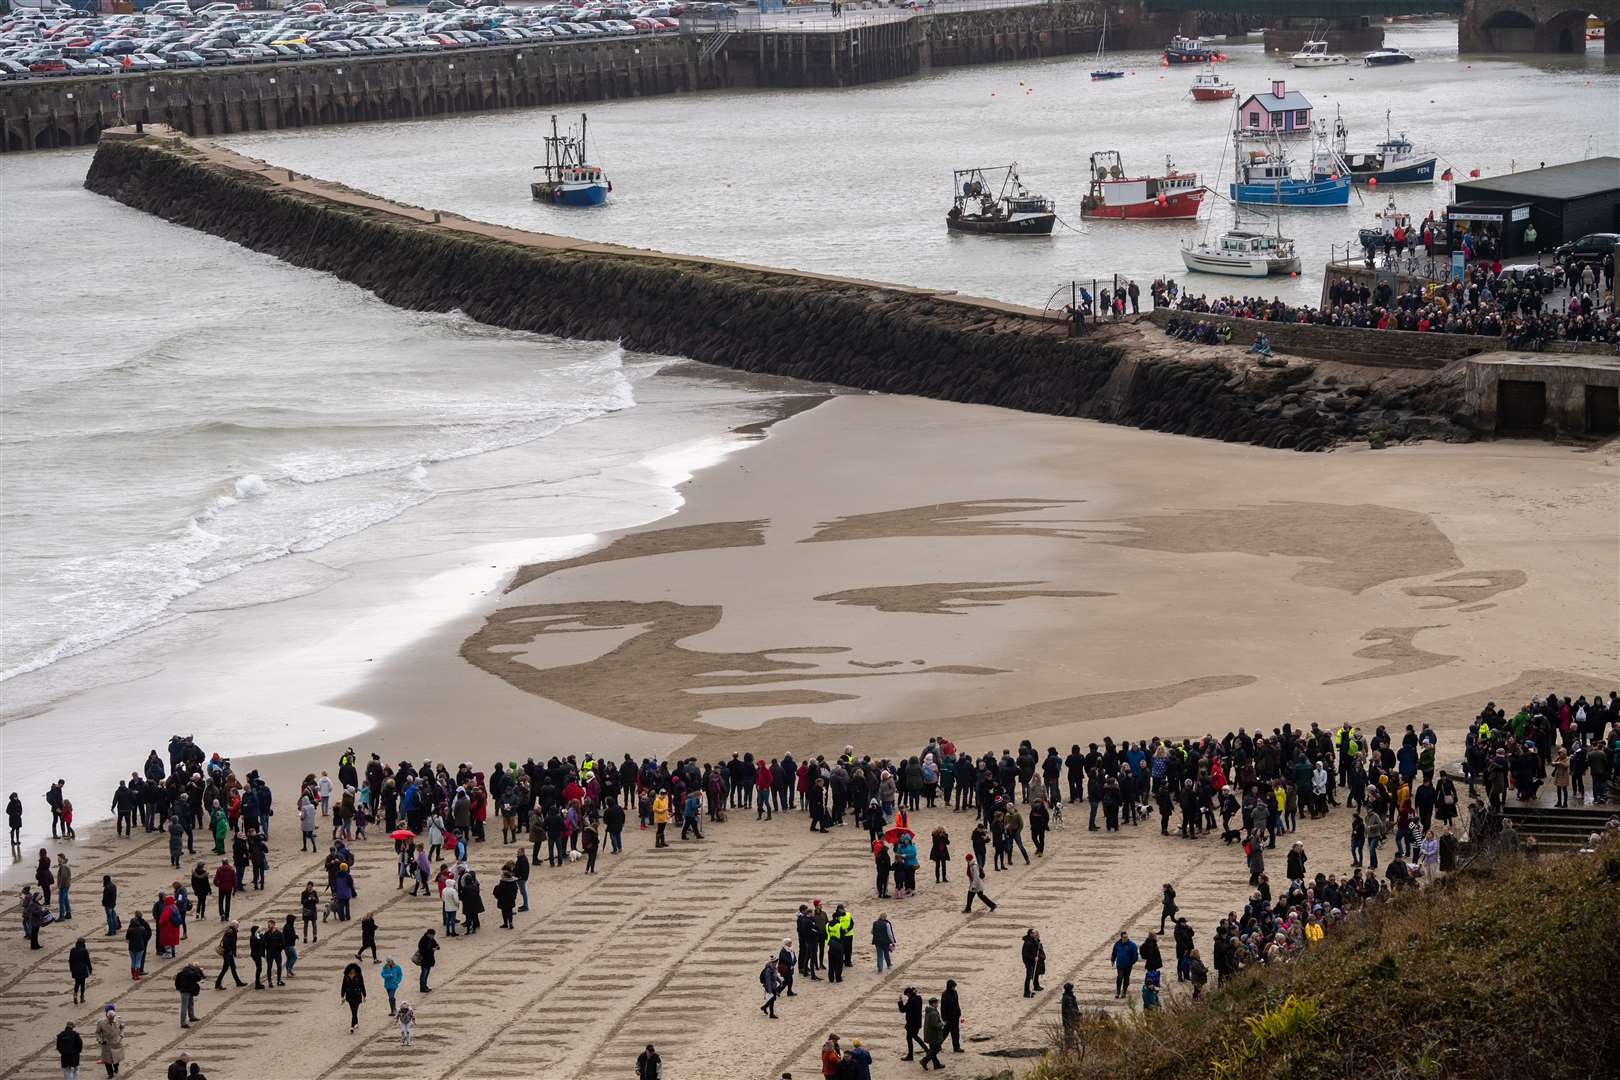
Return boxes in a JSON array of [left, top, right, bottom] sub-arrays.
[[84, 130, 1473, 452]]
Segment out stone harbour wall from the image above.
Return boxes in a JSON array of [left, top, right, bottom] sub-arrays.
[[82, 130, 1472, 451]]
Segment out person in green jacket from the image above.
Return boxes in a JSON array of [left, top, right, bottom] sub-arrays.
[[921, 997, 945, 1070], [210, 804, 228, 855]]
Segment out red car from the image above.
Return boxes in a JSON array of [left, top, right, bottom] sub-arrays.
[[29, 58, 68, 73]]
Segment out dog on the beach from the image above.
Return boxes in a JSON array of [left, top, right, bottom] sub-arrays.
[[565, 849, 583, 863]]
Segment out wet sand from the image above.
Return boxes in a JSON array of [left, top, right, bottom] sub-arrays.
[[2, 393, 1615, 1079]]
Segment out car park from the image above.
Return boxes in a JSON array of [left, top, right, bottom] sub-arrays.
[[0, 0, 671, 84]]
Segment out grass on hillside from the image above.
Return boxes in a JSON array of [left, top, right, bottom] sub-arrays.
[[1033, 836, 1620, 1080]]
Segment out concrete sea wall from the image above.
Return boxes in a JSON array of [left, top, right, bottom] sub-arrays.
[[2, 1, 1106, 152], [82, 130, 1470, 451]]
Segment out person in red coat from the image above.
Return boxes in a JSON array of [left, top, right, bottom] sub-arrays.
[[156, 896, 181, 958]]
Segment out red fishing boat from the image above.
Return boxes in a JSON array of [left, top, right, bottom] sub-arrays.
[[1189, 66, 1234, 101], [1079, 151, 1206, 220]]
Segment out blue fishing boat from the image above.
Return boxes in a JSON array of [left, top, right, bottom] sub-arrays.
[[1231, 149, 1351, 205], [1230, 117, 1350, 207], [530, 113, 611, 207]]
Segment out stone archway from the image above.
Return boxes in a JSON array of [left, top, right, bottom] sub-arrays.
[[1539, 7, 1595, 50], [1479, 7, 1538, 49]]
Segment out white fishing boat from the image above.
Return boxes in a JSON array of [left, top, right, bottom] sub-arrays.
[[1290, 39, 1348, 67]]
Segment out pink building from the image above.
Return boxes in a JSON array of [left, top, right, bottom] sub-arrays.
[[1236, 80, 1313, 137]]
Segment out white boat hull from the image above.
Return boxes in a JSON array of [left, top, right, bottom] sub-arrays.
[[1290, 55, 1347, 67], [1180, 248, 1302, 277]]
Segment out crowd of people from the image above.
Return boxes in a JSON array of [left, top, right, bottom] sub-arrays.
[[1167, 255, 1617, 349], [14, 687, 1620, 1079]]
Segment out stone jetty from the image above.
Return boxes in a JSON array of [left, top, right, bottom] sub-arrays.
[[84, 127, 1474, 451]]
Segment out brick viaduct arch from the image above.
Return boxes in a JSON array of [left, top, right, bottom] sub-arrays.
[[1461, 0, 1620, 51]]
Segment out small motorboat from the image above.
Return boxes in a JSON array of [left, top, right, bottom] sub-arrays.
[[1356, 198, 1415, 253], [1189, 66, 1234, 100], [1363, 46, 1415, 65], [1181, 228, 1302, 277], [530, 113, 611, 206], [1290, 39, 1348, 67], [946, 164, 1056, 236]]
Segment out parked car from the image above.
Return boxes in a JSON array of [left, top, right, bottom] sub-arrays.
[[1554, 233, 1619, 272]]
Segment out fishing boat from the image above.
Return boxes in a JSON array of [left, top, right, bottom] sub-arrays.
[[1362, 46, 1415, 65], [1080, 151, 1205, 220], [1189, 66, 1235, 101], [1232, 138, 1351, 206], [530, 113, 611, 206], [1356, 197, 1415, 252], [1090, 9, 1124, 79], [1585, 15, 1604, 40], [1290, 39, 1348, 67], [1313, 109, 1436, 185], [1181, 119, 1301, 277], [1164, 32, 1220, 64], [1181, 229, 1302, 277], [946, 165, 1056, 235]]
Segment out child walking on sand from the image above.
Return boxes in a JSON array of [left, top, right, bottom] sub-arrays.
[[396, 1001, 415, 1046]]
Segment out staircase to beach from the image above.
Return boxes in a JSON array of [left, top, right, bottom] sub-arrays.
[[1500, 802, 1615, 851]]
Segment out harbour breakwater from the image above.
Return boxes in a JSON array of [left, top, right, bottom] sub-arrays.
[[2, 1, 1105, 153], [82, 128, 1474, 451]]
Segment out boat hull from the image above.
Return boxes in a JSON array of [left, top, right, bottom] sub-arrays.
[[946, 213, 1056, 235], [1166, 50, 1217, 63], [531, 181, 609, 206], [1180, 249, 1302, 277], [1290, 55, 1347, 68], [1230, 176, 1351, 206], [1081, 188, 1205, 220], [1190, 87, 1234, 100], [1090, 70, 1125, 80], [1363, 53, 1414, 65], [1316, 157, 1435, 185]]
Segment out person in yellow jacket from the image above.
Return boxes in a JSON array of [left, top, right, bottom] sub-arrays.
[[833, 906, 854, 968], [1304, 917, 1324, 945], [651, 791, 671, 849]]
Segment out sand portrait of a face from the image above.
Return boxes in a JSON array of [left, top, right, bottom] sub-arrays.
[[461, 483, 1536, 761]]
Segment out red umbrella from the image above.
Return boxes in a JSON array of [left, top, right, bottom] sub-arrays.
[[389, 828, 415, 841], [884, 827, 915, 845]]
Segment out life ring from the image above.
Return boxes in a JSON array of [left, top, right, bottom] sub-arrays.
[[553, 188, 564, 203]]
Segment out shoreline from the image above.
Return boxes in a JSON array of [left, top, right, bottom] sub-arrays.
[[0, 365, 834, 862]]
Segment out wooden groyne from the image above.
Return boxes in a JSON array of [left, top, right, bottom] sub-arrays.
[[82, 128, 1470, 451]]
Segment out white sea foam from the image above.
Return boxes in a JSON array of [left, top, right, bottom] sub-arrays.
[[234, 473, 270, 499]]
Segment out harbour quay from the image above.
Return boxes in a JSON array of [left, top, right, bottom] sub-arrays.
[[0, 0, 1108, 152]]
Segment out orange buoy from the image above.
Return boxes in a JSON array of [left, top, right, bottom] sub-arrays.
[[1367, 176, 1378, 186]]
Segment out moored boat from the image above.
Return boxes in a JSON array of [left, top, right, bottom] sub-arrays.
[[1165, 33, 1221, 64], [1190, 66, 1234, 100], [1181, 229, 1302, 277], [1290, 39, 1349, 67], [1312, 109, 1437, 186], [1231, 141, 1350, 206], [946, 164, 1056, 235], [1356, 197, 1415, 252], [1080, 151, 1205, 220], [1363, 46, 1415, 65], [530, 113, 611, 207], [1090, 8, 1124, 79]]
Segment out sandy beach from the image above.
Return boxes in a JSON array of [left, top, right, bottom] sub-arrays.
[[3, 389, 1616, 1079]]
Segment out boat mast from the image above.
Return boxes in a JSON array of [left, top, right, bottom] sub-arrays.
[[580, 113, 589, 165]]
